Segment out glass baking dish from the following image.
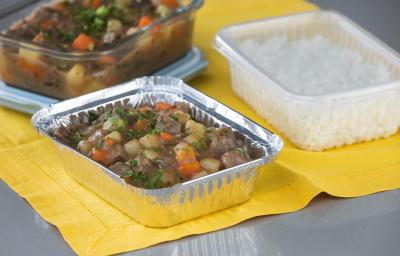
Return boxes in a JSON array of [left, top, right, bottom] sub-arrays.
[[0, 0, 203, 100], [214, 10, 400, 151], [32, 76, 283, 227]]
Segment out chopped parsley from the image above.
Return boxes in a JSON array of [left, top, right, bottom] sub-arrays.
[[192, 137, 207, 150], [126, 159, 138, 168], [143, 170, 163, 189]]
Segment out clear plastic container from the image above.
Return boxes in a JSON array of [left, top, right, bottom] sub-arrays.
[[214, 10, 400, 151], [0, 0, 203, 99]]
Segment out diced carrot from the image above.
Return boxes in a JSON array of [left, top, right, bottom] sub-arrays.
[[161, 0, 180, 9], [134, 119, 148, 131], [138, 16, 154, 28], [32, 33, 45, 44], [83, 0, 102, 9], [138, 106, 152, 113], [90, 149, 106, 164], [99, 55, 116, 65], [160, 132, 174, 142], [50, 2, 66, 12], [175, 144, 201, 178], [176, 147, 196, 163], [178, 161, 201, 179], [0, 69, 12, 83], [40, 20, 53, 30], [72, 33, 95, 51], [155, 101, 173, 112], [104, 138, 116, 146], [19, 59, 45, 81]]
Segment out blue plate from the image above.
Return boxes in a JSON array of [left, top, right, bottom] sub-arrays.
[[0, 46, 207, 114]]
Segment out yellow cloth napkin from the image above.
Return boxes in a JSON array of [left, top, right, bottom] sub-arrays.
[[0, 0, 399, 255]]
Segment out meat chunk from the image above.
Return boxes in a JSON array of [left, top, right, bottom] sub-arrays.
[[103, 144, 124, 166], [155, 113, 181, 134], [109, 162, 130, 176], [135, 155, 157, 175], [161, 169, 179, 186], [221, 149, 249, 169], [155, 156, 178, 170], [174, 102, 190, 114], [88, 129, 104, 145], [210, 128, 237, 157]]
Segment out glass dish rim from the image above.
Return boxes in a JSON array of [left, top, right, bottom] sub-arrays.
[[0, 0, 204, 59]]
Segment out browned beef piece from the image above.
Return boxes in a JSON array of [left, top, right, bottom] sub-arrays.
[[88, 129, 104, 145], [155, 156, 178, 170], [104, 144, 124, 166], [174, 102, 191, 114], [109, 162, 130, 176], [161, 169, 179, 186], [210, 128, 237, 157], [221, 149, 249, 169], [155, 112, 181, 134], [135, 155, 157, 175]]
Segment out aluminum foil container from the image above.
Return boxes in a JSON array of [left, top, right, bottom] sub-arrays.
[[31, 76, 283, 227]]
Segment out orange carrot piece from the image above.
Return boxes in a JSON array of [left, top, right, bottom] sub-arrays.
[[138, 106, 152, 113], [90, 149, 106, 164], [160, 132, 174, 142], [104, 138, 116, 146], [83, 0, 101, 9], [134, 119, 148, 131], [91, 0, 102, 9], [161, 0, 180, 9], [40, 20, 53, 30], [72, 33, 95, 51], [99, 55, 116, 65], [50, 2, 66, 12], [19, 59, 45, 81], [32, 33, 45, 44], [178, 161, 201, 178], [138, 16, 154, 28], [176, 144, 201, 178], [155, 101, 173, 112]]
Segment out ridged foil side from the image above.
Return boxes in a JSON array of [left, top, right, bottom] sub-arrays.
[[32, 76, 283, 227]]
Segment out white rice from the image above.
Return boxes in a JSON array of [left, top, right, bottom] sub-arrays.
[[226, 34, 400, 150], [239, 35, 391, 95]]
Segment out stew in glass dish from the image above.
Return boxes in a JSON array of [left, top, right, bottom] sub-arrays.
[[0, 0, 200, 99], [53, 101, 251, 189]]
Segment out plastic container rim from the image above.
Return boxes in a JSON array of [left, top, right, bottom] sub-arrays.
[[214, 10, 400, 103]]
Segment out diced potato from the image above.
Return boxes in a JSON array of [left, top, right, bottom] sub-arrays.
[[200, 158, 221, 173], [66, 64, 86, 88], [19, 48, 40, 62], [107, 19, 123, 33], [105, 131, 122, 143], [192, 170, 208, 179], [156, 4, 172, 18], [185, 120, 206, 135], [139, 134, 160, 148], [126, 27, 138, 36], [173, 110, 191, 126], [77, 140, 93, 155], [124, 139, 142, 156], [184, 133, 202, 144], [115, 0, 132, 8], [81, 80, 104, 94], [174, 141, 189, 152], [144, 149, 160, 160], [102, 119, 114, 131]]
